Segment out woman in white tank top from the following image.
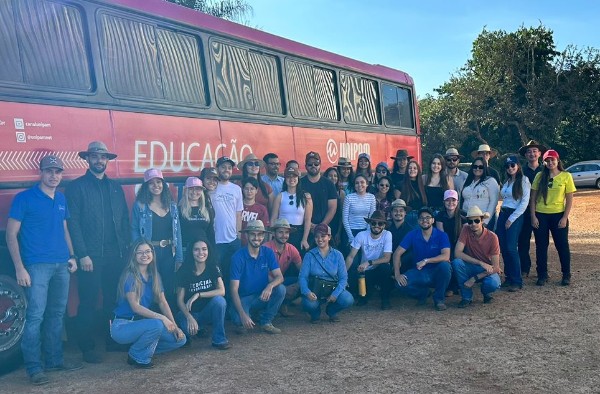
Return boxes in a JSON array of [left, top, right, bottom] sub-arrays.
[[271, 167, 312, 252]]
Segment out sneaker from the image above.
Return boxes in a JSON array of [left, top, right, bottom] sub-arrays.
[[381, 299, 391, 310], [234, 325, 248, 335], [279, 304, 295, 317], [457, 299, 472, 308], [536, 277, 547, 286], [434, 302, 447, 311], [328, 315, 341, 323], [127, 355, 154, 369], [310, 316, 321, 324], [29, 372, 50, 386], [211, 342, 231, 350], [195, 327, 208, 338], [500, 281, 512, 289], [261, 323, 282, 334], [508, 284, 522, 293], [46, 360, 83, 372], [483, 295, 494, 304], [82, 350, 102, 364], [561, 276, 571, 286]]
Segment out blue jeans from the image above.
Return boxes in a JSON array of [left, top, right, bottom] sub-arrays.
[[176, 296, 228, 345], [302, 290, 354, 320], [230, 284, 285, 326], [395, 262, 452, 304], [496, 210, 524, 286], [110, 318, 186, 364], [22, 263, 70, 376], [452, 258, 501, 301]]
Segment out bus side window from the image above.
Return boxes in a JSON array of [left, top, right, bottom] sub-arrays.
[[340, 73, 381, 126], [382, 83, 415, 130]]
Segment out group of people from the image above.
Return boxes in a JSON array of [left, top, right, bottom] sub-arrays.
[[7, 139, 576, 385]]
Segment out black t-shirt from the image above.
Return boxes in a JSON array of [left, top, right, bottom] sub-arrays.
[[388, 220, 414, 273], [151, 210, 172, 242], [488, 167, 501, 184], [98, 177, 119, 253], [425, 186, 445, 211], [176, 264, 222, 312], [390, 173, 405, 193], [435, 210, 463, 257], [523, 165, 542, 184], [179, 206, 214, 247], [300, 176, 337, 224]]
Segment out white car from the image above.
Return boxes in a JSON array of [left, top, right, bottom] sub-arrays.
[[566, 160, 600, 189]]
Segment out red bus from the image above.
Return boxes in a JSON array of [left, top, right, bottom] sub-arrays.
[[0, 0, 420, 366]]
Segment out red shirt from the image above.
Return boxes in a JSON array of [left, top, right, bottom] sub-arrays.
[[458, 225, 500, 264], [263, 240, 301, 274]]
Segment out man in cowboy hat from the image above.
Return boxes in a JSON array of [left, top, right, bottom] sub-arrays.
[[452, 206, 501, 307], [518, 140, 547, 277], [393, 207, 452, 311], [7, 155, 81, 385], [390, 149, 414, 199], [229, 220, 285, 335], [388, 199, 414, 273], [444, 148, 468, 193], [472, 144, 500, 184], [345, 211, 393, 310], [264, 218, 303, 317], [66, 141, 130, 363]]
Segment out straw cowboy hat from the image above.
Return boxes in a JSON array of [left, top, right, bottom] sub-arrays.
[[465, 206, 491, 219], [237, 153, 265, 170], [471, 144, 498, 159], [443, 148, 464, 159], [268, 218, 297, 233], [239, 219, 271, 233]]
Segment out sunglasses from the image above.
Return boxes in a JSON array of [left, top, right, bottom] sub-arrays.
[[467, 218, 482, 224], [306, 162, 320, 167], [471, 165, 484, 170], [548, 178, 554, 188], [379, 183, 390, 188], [376, 169, 388, 173], [446, 157, 459, 162], [268, 162, 281, 166], [246, 161, 261, 167], [505, 163, 517, 169], [289, 195, 295, 205], [370, 221, 386, 227]]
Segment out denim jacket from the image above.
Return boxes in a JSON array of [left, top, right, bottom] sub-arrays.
[[131, 201, 183, 263], [299, 247, 348, 298]]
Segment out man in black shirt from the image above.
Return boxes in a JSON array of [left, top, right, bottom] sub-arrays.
[[300, 152, 337, 231], [66, 141, 130, 363], [388, 199, 414, 273], [517, 140, 547, 276]]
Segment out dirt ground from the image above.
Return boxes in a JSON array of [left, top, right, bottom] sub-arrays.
[[2, 190, 599, 393]]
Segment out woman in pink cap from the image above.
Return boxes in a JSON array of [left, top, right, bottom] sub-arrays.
[[530, 149, 576, 286], [178, 177, 214, 251], [132, 168, 183, 308]]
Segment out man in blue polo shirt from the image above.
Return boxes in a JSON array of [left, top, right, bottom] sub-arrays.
[[230, 220, 285, 335], [6, 155, 81, 385], [392, 207, 452, 311]]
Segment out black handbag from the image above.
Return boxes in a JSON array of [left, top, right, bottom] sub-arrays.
[[307, 251, 339, 300]]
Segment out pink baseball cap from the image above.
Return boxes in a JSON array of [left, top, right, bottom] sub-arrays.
[[444, 189, 459, 200], [542, 149, 559, 161], [144, 168, 164, 183], [184, 177, 204, 188]]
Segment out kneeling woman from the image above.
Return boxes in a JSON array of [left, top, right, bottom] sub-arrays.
[[176, 239, 229, 349], [111, 239, 186, 368], [299, 224, 353, 323]]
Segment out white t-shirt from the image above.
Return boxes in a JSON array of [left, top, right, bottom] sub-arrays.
[[211, 182, 243, 244], [351, 229, 393, 264]]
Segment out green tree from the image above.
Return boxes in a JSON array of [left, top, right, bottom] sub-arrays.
[[165, 0, 253, 24]]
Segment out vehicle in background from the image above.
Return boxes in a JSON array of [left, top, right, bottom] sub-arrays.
[[566, 160, 600, 188]]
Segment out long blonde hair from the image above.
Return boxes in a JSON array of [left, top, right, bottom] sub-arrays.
[[178, 187, 209, 220], [116, 239, 163, 303]]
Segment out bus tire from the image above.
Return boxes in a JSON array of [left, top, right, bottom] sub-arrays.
[[0, 275, 26, 374]]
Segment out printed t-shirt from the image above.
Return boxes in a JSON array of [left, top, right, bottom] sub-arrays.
[[351, 230, 393, 263], [176, 264, 222, 312], [211, 182, 243, 244]]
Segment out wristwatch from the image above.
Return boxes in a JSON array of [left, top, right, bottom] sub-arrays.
[[69, 255, 78, 260]]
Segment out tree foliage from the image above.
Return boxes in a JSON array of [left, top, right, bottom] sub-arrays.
[[420, 24, 600, 166], [165, 0, 253, 24]]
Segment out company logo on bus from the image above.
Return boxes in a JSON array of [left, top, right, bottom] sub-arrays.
[[14, 118, 25, 130], [0, 119, 6, 126], [16, 132, 26, 143], [326, 139, 371, 163]]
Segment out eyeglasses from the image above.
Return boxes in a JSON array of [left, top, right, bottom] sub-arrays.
[[418, 216, 433, 222], [247, 161, 260, 167], [136, 250, 153, 256], [289, 194, 295, 205], [446, 157, 459, 162], [370, 221, 386, 227], [306, 162, 320, 167], [379, 183, 390, 188], [548, 178, 553, 188], [471, 165, 484, 170], [505, 163, 517, 169], [268, 162, 281, 166], [467, 218, 481, 224]]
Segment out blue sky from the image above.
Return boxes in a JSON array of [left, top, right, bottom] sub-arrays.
[[249, 0, 600, 98]]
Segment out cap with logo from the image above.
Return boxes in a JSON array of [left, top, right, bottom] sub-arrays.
[[216, 156, 235, 167], [184, 177, 204, 188], [313, 223, 331, 236], [40, 155, 64, 171], [144, 168, 164, 183], [542, 149, 560, 161], [200, 167, 219, 180], [305, 151, 321, 162]]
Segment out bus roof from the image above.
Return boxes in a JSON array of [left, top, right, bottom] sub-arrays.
[[106, 0, 414, 86]]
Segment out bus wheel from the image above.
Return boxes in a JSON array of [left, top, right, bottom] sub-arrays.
[[0, 275, 26, 374]]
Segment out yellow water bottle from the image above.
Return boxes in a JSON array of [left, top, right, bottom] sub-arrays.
[[358, 274, 366, 297]]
